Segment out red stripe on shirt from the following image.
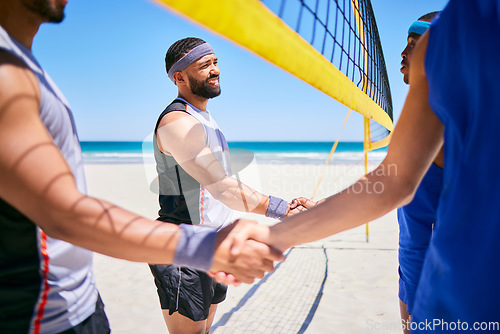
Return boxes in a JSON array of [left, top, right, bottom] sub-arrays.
[[33, 231, 50, 334], [200, 186, 205, 224]]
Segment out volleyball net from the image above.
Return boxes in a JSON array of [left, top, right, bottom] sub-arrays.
[[152, 0, 393, 149]]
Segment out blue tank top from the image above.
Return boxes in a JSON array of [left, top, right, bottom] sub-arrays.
[[0, 26, 97, 333], [411, 0, 500, 329], [397, 163, 443, 314]]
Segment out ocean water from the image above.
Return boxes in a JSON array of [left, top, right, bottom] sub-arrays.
[[80, 141, 387, 164]]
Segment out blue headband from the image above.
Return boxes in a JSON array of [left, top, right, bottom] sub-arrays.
[[167, 43, 215, 83], [408, 20, 431, 36]]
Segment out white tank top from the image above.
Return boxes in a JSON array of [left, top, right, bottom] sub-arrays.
[[0, 25, 97, 333], [153, 98, 233, 230]]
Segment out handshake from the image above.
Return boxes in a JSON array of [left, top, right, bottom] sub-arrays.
[[209, 197, 318, 285]]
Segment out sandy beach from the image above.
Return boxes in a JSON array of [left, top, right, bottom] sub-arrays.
[[86, 161, 402, 334]]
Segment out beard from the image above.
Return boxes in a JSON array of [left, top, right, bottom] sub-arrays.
[[188, 74, 221, 99], [22, 0, 66, 23]]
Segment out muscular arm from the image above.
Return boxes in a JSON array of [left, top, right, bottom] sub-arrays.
[[268, 32, 444, 251], [0, 52, 281, 282], [156, 111, 273, 215], [0, 53, 182, 263]]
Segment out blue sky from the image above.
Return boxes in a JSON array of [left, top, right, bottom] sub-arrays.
[[34, 0, 449, 142]]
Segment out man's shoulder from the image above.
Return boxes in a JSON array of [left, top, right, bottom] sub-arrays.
[[164, 98, 187, 113], [0, 49, 32, 76], [160, 99, 193, 122], [0, 50, 39, 101], [154, 99, 194, 133]]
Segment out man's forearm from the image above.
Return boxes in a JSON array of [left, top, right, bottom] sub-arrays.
[[43, 193, 283, 282], [268, 166, 413, 251], [43, 193, 183, 264], [206, 175, 270, 214]]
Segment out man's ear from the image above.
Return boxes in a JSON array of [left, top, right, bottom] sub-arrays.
[[173, 71, 185, 85]]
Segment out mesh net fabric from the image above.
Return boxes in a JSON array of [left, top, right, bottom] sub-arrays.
[[262, 0, 393, 143]]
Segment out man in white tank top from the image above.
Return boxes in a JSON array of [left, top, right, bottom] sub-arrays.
[[0, 2, 283, 332], [152, 37, 306, 334]]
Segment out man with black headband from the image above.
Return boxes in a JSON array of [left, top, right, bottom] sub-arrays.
[[397, 11, 443, 333], [152, 37, 305, 333]]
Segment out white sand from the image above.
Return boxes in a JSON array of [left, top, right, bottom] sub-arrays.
[[85, 161, 402, 334]]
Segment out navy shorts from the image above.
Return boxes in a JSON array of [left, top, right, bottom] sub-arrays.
[[149, 264, 227, 321], [57, 294, 110, 334]]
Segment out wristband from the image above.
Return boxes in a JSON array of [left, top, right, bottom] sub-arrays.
[[265, 195, 288, 220], [173, 224, 217, 271]]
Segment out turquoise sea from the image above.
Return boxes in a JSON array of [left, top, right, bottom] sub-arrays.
[[80, 141, 387, 164]]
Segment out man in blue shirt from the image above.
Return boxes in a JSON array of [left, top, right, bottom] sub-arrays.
[[397, 11, 443, 332], [254, 0, 500, 331]]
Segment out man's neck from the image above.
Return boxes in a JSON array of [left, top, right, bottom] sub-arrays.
[[178, 92, 209, 112], [0, 2, 43, 49]]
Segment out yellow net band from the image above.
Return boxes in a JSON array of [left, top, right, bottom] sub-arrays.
[[153, 0, 394, 134]]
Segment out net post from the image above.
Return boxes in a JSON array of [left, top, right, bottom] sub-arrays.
[[311, 109, 352, 200], [364, 116, 371, 242]]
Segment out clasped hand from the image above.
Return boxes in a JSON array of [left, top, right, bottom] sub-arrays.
[[210, 197, 318, 285]]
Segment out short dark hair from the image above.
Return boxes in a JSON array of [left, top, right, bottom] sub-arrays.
[[418, 11, 440, 22], [165, 37, 206, 74]]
